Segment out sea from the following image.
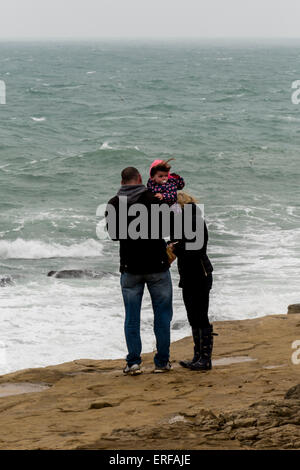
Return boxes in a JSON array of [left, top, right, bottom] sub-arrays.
[[0, 39, 299, 374]]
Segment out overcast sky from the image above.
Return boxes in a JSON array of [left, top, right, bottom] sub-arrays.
[[1, 0, 300, 39]]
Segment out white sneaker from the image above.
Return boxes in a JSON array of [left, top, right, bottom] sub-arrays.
[[123, 363, 142, 375], [153, 362, 172, 373]]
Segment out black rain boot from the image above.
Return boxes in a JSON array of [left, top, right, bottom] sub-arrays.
[[190, 324, 217, 371], [179, 327, 201, 368]]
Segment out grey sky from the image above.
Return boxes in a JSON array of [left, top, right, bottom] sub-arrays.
[[1, 0, 300, 39]]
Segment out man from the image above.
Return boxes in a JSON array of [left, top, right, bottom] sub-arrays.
[[106, 167, 173, 375]]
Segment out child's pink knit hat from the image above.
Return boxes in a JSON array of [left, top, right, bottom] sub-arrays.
[[149, 159, 171, 178]]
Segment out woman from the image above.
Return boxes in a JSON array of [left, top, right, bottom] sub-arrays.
[[169, 192, 216, 371]]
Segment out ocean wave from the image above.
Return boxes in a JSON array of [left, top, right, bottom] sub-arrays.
[[143, 103, 183, 112], [0, 238, 103, 259], [81, 145, 143, 159], [280, 116, 300, 122], [28, 87, 53, 95], [1, 210, 94, 237], [31, 117, 46, 122], [48, 84, 85, 90], [0, 164, 10, 172], [100, 141, 113, 150], [99, 141, 140, 151]]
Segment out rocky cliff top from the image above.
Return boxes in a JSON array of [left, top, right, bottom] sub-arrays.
[[0, 314, 300, 450]]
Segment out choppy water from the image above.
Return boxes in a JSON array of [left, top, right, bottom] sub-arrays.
[[0, 40, 299, 373]]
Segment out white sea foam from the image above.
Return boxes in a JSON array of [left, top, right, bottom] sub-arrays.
[[100, 141, 113, 149], [286, 206, 300, 217], [31, 117, 46, 122], [8, 210, 93, 227], [0, 238, 103, 259], [0, 269, 187, 374], [279, 115, 300, 122], [0, 164, 10, 170]]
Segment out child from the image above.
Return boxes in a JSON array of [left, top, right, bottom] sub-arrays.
[[147, 159, 185, 206]]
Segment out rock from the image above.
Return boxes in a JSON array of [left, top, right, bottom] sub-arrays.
[[89, 401, 114, 410], [0, 275, 14, 287], [47, 270, 119, 279], [235, 429, 259, 441], [284, 384, 300, 400], [288, 304, 300, 314], [182, 410, 198, 418], [196, 409, 217, 419], [171, 321, 186, 331]]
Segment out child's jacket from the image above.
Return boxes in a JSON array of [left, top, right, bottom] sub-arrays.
[[147, 173, 185, 205]]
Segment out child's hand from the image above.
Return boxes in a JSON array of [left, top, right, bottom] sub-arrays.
[[155, 193, 164, 200]]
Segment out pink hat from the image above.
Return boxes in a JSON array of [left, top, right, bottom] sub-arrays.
[[149, 159, 171, 178]]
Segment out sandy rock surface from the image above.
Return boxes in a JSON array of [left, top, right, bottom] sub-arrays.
[[0, 314, 300, 450]]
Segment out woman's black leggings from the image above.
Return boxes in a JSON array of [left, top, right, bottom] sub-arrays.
[[181, 274, 213, 329]]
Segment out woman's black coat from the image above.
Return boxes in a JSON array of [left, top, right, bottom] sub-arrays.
[[171, 202, 213, 287]]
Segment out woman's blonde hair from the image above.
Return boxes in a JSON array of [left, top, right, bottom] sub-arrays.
[[177, 191, 198, 208]]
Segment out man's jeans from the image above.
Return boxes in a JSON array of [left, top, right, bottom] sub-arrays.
[[120, 270, 173, 368]]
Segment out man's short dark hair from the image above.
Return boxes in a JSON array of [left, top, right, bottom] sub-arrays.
[[121, 167, 140, 183]]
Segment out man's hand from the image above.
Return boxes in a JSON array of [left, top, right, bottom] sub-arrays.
[[155, 193, 164, 200]]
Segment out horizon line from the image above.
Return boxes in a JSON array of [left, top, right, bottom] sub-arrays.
[[1, 36, 300, 41]]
